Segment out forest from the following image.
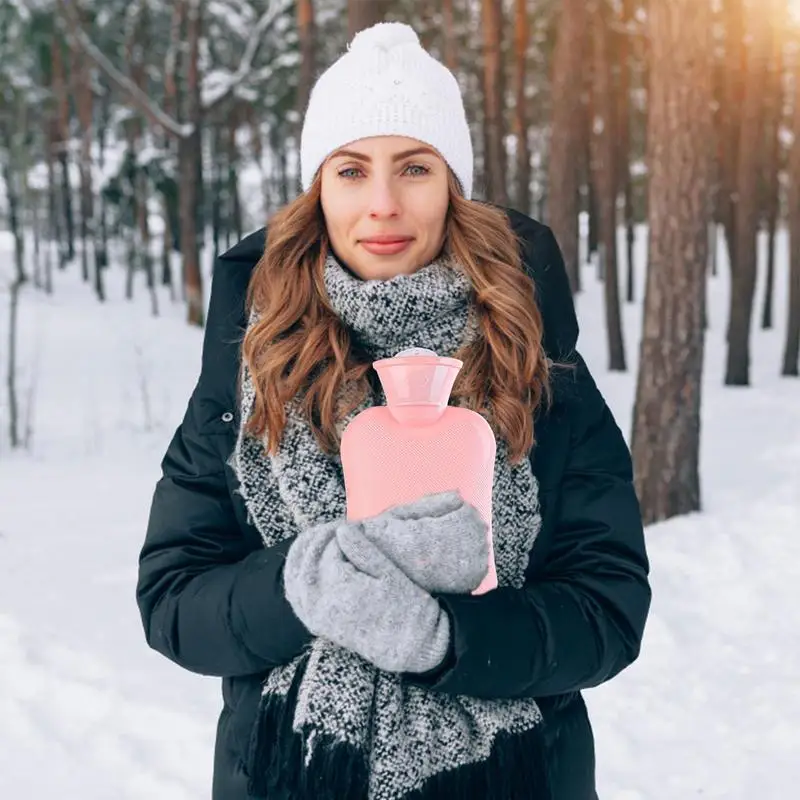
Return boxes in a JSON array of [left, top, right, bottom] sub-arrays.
[[1, 0, 799, 526]]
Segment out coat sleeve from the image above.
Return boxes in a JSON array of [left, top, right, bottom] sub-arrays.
[[136, 257, 313, 678], [407, 355, 651, 699]]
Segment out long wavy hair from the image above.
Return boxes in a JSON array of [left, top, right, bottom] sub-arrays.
[[241, 170, 551, 465]]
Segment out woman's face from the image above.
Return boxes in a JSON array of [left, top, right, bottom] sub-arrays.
[[319, 136, 450, 280]]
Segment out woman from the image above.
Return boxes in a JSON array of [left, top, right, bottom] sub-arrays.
[[137, 22, 650, 800]]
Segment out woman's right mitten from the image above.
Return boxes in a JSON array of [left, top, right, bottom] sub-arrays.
[[350, 490, 490, 594]]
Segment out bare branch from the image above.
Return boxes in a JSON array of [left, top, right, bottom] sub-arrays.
[[202, 0, 294, 113], [55, 0, 191, 139]]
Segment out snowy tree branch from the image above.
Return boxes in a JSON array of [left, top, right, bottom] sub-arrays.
[[55, 0, 192, 140], [55, 0, 292, 135], [202, 0, 294, 113]]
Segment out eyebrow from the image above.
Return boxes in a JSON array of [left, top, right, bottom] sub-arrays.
[[328, 146, 439, 163]]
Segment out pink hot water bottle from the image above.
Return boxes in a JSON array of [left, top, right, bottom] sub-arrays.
[[339, 348, 497, 595]]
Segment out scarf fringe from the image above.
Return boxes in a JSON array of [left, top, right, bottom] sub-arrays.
[[246, 653, 369, 800], [404, 722, 553, 800], [248, 666, 552, 800]]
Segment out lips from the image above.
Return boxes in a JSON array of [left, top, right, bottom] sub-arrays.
[[359, 235, 414, 256]]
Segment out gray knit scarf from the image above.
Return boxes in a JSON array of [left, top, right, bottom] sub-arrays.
[[231, 253, 548, 800]]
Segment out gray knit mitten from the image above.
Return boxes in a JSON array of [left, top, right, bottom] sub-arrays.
[[352, 490, 490, 594], [283, 519, 451, 674]]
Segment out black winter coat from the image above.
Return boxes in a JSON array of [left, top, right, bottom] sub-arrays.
[[137, 208, 651, 800]]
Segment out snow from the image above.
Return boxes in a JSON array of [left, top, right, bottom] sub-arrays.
[[1, 224, 799, 798]]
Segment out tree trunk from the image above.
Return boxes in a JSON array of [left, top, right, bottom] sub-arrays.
[[760, 10, 785, 330], [584, 56, 598, 272], [51, 36, 75, 265], [480, 0, 507, 205], [293, 0, 315, 192], [512, 0, 530, 214], [45, 123, 59, 291], [296, 0, 316, 124], [180, 140, 204, 326], [618, 0, 636, 303], [228, 117, 243, 241], [57, 153, 74, 266], [719, 0, 745, 274], [249, 115, 270, 218], [2, 129, 28, 448], [212, 125, 223, 260], [624, 189, 635, 302], [782, 41, 800, 376], [631, 0, 713, 524], [72, 33, 97, 291], [2, 144, 27, 287], [762, 207, 778, 328], [590, 0, 626, 371], [181, 0, 205, 326], [6, 270, 24, 449], [2, 104, 29, 287], [709, 220, 718, 278], [125, 3, 147, 305], [160, 0, 183, 302], [586, 140, 598, 268], [32, 192, 43, 290], [348, 0, 388, 37], [161, 193, 175, 301], [417, 3, 438, 52], [725, 0, 772, 386], [125, 176, 136, 301], [96, 77, 110, 277], [547, 0, 585, 292], [137, 164, 158, 317], [442, 0, 457, 72], [276, 128, 290, 206]]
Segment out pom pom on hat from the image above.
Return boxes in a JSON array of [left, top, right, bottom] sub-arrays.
[[300, 22, 474, 199], [348, 21, 420, 52]]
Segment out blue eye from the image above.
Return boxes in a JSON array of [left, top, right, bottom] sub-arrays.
[[336, 164, 430, 180], [405, 164, 430, 176], [338, 167, 364, 180]]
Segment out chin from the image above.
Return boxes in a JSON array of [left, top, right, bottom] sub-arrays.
[[358, 256, 423, 281]]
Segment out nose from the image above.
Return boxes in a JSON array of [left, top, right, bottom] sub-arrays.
[[368, 177, 401, 220]]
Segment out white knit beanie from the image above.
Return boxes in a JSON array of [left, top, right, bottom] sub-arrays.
[[300, 22, 474, 199]]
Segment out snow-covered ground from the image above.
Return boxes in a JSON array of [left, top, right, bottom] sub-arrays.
[[1, 226, 798, 799]]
